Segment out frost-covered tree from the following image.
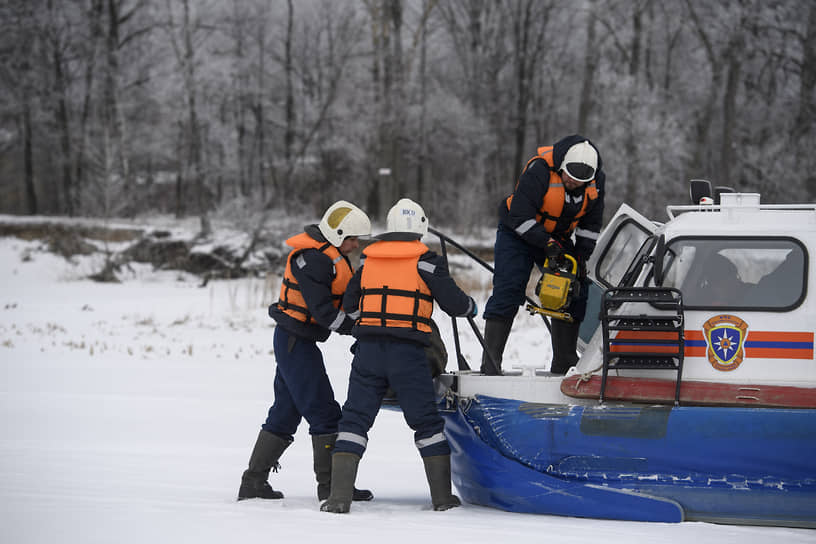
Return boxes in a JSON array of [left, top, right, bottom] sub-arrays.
[[0, 0, 812, 229]]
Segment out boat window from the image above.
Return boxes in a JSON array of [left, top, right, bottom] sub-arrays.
[[596, 220, 652, 287], [656, 238, 807, 310]]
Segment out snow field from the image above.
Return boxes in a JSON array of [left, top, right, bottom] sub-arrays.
[[1, 237, 811, 543]]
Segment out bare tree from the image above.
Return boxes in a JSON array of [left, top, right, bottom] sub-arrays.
[[360, 0, 406, 217], [73, 0, 104, 214], [43, 0, 77, 215], [163, 0, 210, 235], [577, 0, 598, 135], [1, 0, 814, 229], [223, 0, 250, 199], [230, 1, 367, 271], [796, 2, 816, 141], [436, 0, 510, 211], [413, 0, 437, 204], [0, 1, 42, 214], [101, 0, 150, 205], [797, 3, 816, 200], [506, 0, 553, 174], [683, 0, 749, 186]]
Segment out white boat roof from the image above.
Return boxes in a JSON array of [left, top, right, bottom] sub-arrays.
[[663, 193, 816, 238]]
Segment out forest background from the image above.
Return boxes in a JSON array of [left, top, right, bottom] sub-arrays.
[[1, 0, 814, 235]]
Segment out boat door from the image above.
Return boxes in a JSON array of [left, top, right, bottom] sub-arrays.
[[578, 204, 658, 350]]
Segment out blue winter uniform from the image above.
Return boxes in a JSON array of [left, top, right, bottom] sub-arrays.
[[334, 233, 475, 459], [263, 225, 356, 440], [484, 134, 606, 322]]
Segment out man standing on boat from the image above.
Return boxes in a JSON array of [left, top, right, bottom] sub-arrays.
[[481, 135, 606, 375], [321, 198, 477, 514], [237, 200, 374, 503]]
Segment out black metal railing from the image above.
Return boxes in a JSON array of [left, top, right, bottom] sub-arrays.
[[599, 287, 685, 405]]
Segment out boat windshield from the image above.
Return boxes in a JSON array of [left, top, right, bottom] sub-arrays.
[[654, 237, 807, 310]]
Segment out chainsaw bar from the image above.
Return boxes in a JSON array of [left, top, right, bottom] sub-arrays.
[[525, 302, 574, 323]]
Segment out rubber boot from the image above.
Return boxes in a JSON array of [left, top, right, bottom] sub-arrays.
[[320, 452, 361, 513], [313, 434, 373, 502], [237, 429, 292, 500], [550, 318, 580, 374], [423, 455, 461, 511], [480, 318, 513, 375]]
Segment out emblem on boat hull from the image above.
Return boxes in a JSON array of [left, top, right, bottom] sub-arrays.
[[702, 314, 749, 371]]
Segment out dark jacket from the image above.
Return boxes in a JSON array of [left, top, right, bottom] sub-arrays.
[[343, 233, 475, 346], [268, 225, 356, 342], [499, 134, 606, 261]]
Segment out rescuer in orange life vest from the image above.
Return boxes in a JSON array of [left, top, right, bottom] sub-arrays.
[[237, 200, 374, 503], [320, 198, 477, 514], [482, 135, 606, 375]]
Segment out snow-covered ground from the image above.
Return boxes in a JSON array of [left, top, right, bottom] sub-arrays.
[[1, 235, 812, 543]]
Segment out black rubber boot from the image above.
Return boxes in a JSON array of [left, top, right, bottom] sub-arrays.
[[550, 318, 580, 374], [480, 318, 513, 375], [312, 434, 373, 502], [423, 455, 461, 511], [237, 429, 292, 500], [320, 452, 361, 513], [313, 434, 334, 501]]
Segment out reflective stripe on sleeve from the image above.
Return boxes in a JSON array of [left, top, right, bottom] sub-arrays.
[[515, 219, 537, 236], [329, 310, 347, 331], [418, 261, 436, 274], [575, 228, 599, 240]]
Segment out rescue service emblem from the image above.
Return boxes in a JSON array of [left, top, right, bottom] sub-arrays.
[[702, 314, 749, 371]]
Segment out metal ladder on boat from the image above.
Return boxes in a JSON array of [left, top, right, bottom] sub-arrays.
[[600, 287, 685, 405]]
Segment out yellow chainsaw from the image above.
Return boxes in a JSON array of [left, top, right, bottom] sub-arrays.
[[526, 254, 579, 322]]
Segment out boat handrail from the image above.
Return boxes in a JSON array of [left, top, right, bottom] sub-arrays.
[[666, 203, 816, 220]]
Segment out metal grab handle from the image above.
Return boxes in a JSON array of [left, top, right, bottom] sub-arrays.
[[435, 233, 470, 371], [427, 227, 551, 374], [428, 227, 551, 334]]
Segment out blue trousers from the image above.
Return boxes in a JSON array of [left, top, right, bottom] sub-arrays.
[[334, 339, 450, 458], [484, 224, 588, 322], [261, 326, 342, 440]]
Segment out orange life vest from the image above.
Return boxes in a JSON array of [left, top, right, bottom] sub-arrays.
[[277, 232, 353, 324], [358, 240, 434, 333], [505, 146, 599, 234]]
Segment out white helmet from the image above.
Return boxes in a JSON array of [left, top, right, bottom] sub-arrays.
[[386, 198, 428, 236], [318, 200, 371, 246], [559, 141, 597, 182]]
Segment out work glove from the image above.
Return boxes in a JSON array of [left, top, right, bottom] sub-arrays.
[[468, 297, 478, 318], [336, 314, 355, 335], [545, 237, 565, 265]]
